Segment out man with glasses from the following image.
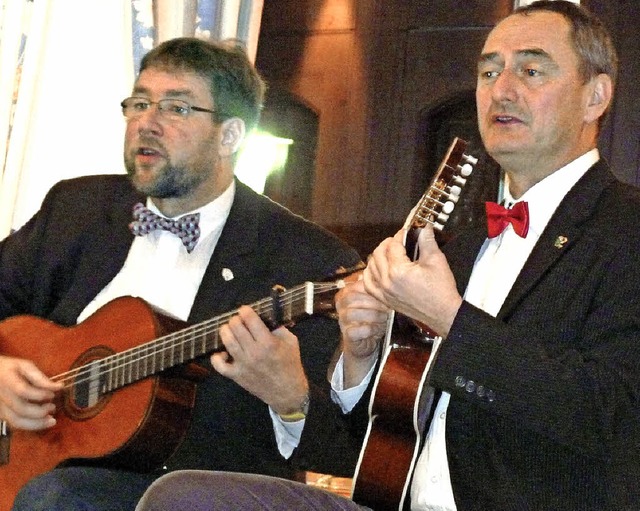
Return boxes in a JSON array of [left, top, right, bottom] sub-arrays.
[[0, 38, 361, 511]]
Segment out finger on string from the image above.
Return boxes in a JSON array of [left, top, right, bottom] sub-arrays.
[[220, 323, 245, 357], [210, 351, 233, 376], [20, 363, 63, 391], [387, 235, 411, 263], [237, 305, 271, 338]]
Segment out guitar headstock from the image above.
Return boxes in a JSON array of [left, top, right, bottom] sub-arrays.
[[410, 137, 477, 232]]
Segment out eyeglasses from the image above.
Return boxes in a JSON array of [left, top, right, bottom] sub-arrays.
[[120, 97, 217, 120]]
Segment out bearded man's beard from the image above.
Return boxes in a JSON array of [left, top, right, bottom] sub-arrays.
[[125, 158, 206, 199]]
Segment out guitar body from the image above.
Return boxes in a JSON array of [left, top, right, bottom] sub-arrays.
[[351, 138, 476, 510], [0, 297, 196, 511], [351, 311, 436, 511]]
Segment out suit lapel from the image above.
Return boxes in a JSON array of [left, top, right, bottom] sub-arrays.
[[498, 160, 615, 319], [189, 181, 260, 322], [52, 178, 144, 324], [443, 226, 489, 294]]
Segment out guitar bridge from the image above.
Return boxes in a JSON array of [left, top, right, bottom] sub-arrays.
[[0, 420, 10, 466]]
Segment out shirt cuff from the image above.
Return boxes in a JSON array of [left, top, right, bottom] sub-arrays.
[[330, 353, 376, 413], [269, 407, 305, 459]]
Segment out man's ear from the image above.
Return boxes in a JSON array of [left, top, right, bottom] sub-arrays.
[[219, 117, 246, 155], [584, 73, 613, 124]]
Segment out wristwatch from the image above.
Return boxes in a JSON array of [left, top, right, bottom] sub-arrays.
[[278, 393, 310, 422]]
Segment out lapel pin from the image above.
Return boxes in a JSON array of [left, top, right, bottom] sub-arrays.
[[554, 235, 568, 249], [221, 268, 234, 281]]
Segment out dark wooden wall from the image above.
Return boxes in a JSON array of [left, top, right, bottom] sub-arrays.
[[256, 0, 640, 256]]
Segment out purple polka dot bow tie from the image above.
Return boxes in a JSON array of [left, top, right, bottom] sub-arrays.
[[129, 202, 201, 253]]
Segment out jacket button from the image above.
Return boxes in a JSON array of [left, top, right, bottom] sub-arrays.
[[465, 380, 476, 393]]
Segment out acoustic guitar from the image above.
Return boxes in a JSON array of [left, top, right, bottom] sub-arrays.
[[0, 275, 355, 511], [351, 137, 477, 510]]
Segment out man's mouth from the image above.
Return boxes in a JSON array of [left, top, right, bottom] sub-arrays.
[[138, 147, 162, 156], [133, 146, 168, 166], [492, 114, 523, 124]]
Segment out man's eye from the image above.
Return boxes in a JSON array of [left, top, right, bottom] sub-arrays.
[[479, 69, 499, 79], [524, 68, 540, 77], [133, 101, 150, 110], [167, 103, 190, 115]]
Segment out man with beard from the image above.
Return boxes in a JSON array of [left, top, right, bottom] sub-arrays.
[[0, 38, 361, 511]]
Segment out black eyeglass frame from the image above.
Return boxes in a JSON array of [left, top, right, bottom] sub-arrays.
[[120, 97, 218, 119]]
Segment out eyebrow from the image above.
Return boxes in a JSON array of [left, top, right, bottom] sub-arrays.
[[131, 86, 197, 99], [478, 47, 555, 66]]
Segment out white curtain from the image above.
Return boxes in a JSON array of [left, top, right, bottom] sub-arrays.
[[0, 0, 263, 239], [0, 1, 134, 238]]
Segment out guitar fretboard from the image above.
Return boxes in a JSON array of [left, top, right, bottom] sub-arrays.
[[52, 281, 341, 406]]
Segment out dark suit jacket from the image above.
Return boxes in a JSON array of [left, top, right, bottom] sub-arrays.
[[0, 175, 362, 479], [425, 159, 640, 510]]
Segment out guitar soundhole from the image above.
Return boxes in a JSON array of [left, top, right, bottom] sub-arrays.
[[62, 345, 114, 421]]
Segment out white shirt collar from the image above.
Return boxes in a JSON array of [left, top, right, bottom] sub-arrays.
[[503, 148, 599, 237], [146, 180, 236, 241]]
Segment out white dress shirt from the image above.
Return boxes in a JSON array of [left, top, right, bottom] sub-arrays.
[[333, 149, 599, 510], [78, 182, 236, 324]]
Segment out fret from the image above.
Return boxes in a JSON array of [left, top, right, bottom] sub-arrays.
[[171, 338, 177, 367], [118, 355, 125, 388], [206, 320, 222, 352], [126, 350, 133, 385], [188, 328, 196, 360], [283, 290, 294, 323], [107, 357, 115, 393]]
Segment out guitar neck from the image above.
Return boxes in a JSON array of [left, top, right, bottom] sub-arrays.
[[57, 281, 342, 396]]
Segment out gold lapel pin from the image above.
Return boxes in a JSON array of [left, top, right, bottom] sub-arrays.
[[554, 235, 568, 249]]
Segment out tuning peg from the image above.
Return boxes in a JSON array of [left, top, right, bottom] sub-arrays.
[[453, 175, 467, 186], [460, 163, 474, 177], [463, 153, 478, 165]]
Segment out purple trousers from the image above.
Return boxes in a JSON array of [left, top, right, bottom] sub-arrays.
[[135, 471, 373, 511]]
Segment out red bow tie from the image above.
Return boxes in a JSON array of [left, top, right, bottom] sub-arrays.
[[485, 201, 530, 238]]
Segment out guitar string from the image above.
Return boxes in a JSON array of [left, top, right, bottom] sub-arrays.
[[52, 282, 340, 391], [51, 284, 314, 387], [51, 293, 307, 390], [413, 177, 458, 225]]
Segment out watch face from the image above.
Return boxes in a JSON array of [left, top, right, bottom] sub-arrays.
[[301, 393, 310, 415]]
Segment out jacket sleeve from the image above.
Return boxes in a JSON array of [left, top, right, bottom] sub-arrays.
[[0, 183, 62, 320], [431, 234, 640, 456]]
